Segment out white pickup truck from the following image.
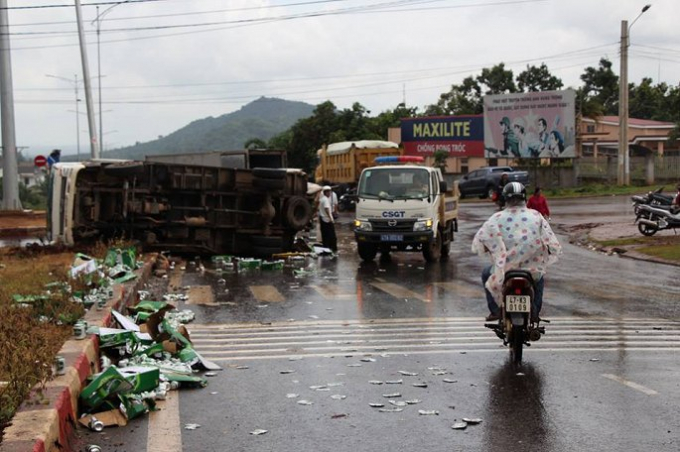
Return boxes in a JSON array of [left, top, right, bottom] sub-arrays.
[[353, 157, 459, 262]]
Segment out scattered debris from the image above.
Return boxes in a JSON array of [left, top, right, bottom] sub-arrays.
[[379, 408, 403, 413], [297, 400, 313, 406], [385, 380, 403, 385], [398, 371, 418, 376], [462, 418, 483, 425], [331, 394, 347, 400], [412, 382, 428, 388], [250, 429, 268, 435], [418, 410, 439, 416], [184, 424, 201, 430], [331, 413, 348, 419], [369, 403, 385, 408], [451, 422, 467, 430], [382, 393, 401, 398]]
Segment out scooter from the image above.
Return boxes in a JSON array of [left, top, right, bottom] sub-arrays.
[[485, 270, 546, 365], [338, 188, 357, 212], [631, 187, 674, 214], [635, 203, 680, 236]]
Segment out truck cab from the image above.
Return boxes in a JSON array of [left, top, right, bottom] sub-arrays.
[[353, 157, 459, 262]]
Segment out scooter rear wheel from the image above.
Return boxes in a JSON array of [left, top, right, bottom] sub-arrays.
[[510, 325, 524, 365]]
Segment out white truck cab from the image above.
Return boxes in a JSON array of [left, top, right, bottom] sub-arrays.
[[353, 156, 459, 262]]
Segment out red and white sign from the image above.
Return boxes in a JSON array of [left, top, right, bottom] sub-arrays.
[[34, 155, 47, 167]]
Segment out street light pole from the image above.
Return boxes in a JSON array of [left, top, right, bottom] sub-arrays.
[[74, 0, 100, 159], [46, 74, 82, 160], [619, 4, 651, 186], [92, 1, 129, 159]]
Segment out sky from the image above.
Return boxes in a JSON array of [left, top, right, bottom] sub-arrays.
[[4, 0, 680, 158]]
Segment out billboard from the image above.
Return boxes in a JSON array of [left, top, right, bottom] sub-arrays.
[[400, 115, 484, 158], [483, 89, 576, 159]]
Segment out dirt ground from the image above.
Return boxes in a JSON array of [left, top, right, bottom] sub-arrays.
[[0, 211, 46, 230]]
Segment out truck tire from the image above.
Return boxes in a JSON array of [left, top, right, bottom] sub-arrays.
[[358, 243, 377, 262], [252, 168, 287, 180], [253, 178, 285, 190], [284, 196, 312, 230], [423, 233, 442, 263]]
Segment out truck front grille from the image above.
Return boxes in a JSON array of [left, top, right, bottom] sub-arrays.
[[369, 219, 416, 232]]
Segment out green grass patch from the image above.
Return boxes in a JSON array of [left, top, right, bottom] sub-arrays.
[[543, 184, 668, 199], [594, 237, 650, 247], [636, 245, 680, 261]]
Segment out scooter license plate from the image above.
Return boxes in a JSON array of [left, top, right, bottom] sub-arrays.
[[505, 295, 531, 312]]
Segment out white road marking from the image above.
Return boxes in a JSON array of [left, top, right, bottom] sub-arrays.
[[147, 390, 182, 452], [601, 374, 659, 395], [369, 281, 430, 302], [310, 284, 354, 299], [249, 285, 285, 303]]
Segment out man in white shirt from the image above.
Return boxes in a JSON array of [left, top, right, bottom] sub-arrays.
[[318, 186, 337, 252]]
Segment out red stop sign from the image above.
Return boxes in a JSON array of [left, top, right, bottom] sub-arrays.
[[34, 155, 47, 167]]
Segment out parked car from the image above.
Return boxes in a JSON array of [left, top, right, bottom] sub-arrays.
[[458, 166, 530, 199]]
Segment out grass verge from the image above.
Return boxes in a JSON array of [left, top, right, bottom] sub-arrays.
[[593, 235, 680, 263], [0, 241, 122, 432]]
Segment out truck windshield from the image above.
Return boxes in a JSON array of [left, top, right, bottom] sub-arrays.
[[358, 168, 430, 199]]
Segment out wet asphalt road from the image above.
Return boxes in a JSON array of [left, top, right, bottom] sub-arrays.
[[75, 196, 680, 451]]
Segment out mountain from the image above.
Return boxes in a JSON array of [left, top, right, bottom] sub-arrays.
[[104, 97, 315, 159]]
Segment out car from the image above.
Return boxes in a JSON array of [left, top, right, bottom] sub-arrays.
[[458, 166, 530, 199]]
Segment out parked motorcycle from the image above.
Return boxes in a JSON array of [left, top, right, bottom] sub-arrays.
[[631, 187, 674, 211], [485, 270, 546, 364], [635, 203, 680, 236], [338, 188, 357, 212]]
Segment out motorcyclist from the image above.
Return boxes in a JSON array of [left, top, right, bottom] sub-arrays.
[[472, 182, 562, 322], [673, 183, 680, 214], [494, 173, 510, 210]]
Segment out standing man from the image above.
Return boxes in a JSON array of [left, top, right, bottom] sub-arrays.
[[318, 186, 337, 252], [47, 149, 61, 169]]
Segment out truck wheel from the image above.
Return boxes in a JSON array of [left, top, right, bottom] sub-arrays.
[[423, 233, 442, 263], [358, 243, 377, 262], [284, 196, 312, 230], [252, 168, 287, 180]]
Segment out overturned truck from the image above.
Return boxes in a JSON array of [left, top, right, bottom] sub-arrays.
[[48, 160, 313, 256]]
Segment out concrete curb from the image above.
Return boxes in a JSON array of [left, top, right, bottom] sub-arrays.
[[0, 255, 156, 452]]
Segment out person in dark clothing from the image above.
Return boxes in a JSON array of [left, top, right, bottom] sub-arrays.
[[494, 173, 510, 210], [47, 149, 61, 169]]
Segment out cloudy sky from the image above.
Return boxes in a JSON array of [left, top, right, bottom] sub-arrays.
[[5, 0, 680, 157]]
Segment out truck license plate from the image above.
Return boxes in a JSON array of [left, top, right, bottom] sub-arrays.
[[380, 234, 403, 242], [505, 295, 530, 313]]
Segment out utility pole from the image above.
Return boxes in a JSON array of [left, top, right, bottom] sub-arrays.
[[618, 20, 628, 186], [0, 0, 21, 210], [618, 4, 652, 186], [74, 0, 100, 159]]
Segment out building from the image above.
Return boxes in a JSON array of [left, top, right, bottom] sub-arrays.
[[580, 116, 678, 157]]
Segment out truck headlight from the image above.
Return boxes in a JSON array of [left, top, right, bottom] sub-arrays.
[[354, 219, 372, 232], [413, 219, 433, 232]]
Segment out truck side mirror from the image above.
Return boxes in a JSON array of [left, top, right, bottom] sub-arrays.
[[439, 181, 447, 193]]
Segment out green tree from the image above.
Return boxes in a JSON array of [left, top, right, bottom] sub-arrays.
[[367, 103, 419, 138], [516, 63, 564, 92], [244, 138, 268, 150], [580, 58, 619, 115], [426, 76, 482, 116]]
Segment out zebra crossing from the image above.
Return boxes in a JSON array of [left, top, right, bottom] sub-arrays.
[[190, 317, 680, 361]]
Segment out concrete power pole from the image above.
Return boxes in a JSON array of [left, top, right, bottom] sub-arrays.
[[74, 0, 100, 159], [617, 20, 628, 186], [0, 0, 21, 210]]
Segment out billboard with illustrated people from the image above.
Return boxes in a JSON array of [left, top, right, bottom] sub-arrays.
[[400, 115, 484, 157], [483, 89, 576, 159]]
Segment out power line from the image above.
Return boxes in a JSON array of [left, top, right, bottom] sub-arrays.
[[0, 0, 168, 10]]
